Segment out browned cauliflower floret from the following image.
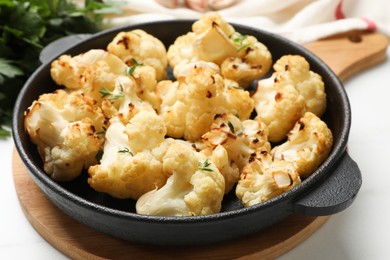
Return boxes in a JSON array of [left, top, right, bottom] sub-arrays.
[[273, 55, 326, 116], [24, 89, 107, 181], [167, 13, 272, 87], [88, 111, 173, 199], [199, 144, 240, 194], [50, 49, 159, 108], [192, 12, 235, 37], [252, 55, 326, 142], [50, 49, 128, 101], [192, 12, 237, 65], [236, 151, 301, 207], [100, 75, 155, 124], [252, 75, 306, 143], [200, 113, 270, 193], [156, 66, 254, 141], [202, 113, 270, 170], [130, 65, 160, 108], [271, 112, 333, 178], [166, 32, 198, 76], [220, 34, 272, 87], [136, 142, 225, 216], [107, 29, 168, 81]]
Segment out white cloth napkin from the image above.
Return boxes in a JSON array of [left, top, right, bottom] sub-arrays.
[[103, 0, 390, 44]]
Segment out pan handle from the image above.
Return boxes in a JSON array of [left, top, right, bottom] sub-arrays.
[[39, 34, 92, 64], [292, 151, 362, 216]]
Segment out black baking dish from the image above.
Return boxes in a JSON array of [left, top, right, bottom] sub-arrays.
[[12, 20, 362, 246]]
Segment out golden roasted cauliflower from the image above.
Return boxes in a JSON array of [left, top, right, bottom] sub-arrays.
[[50, 49, 128, 101], [271, 112, 333, 178], [88, 111, 173, 199], [167, 12, 272, 87], [136, 142, 225, 216], [107, 29, 168, 81], [99, 75, 155, 124], [24, 89, 107, 181], [252, 55, 326, 143], [50, 49, 159, 108], [273, 55, 326, 116], [220, 34, 272, 87], [236, 151, 301, 207], [156, 66, 254, 141], [199, 144, 240, 194], [24, 13, 334, 216], [202, 113, 270, 170]]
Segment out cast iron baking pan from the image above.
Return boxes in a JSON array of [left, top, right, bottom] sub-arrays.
[[12, 20, 362, 245]]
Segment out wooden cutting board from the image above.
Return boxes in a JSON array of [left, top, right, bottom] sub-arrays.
[[12, 31, 388, 260]]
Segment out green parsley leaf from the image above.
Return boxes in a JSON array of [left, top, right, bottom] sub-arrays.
[[0, 58, 24, 78], [0, 0, 119, 138]]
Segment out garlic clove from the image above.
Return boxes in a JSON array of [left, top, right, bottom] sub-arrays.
[[195, 22, 238, 65]]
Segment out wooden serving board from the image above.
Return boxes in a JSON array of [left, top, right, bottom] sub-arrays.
[[13, 32, 388, 260]]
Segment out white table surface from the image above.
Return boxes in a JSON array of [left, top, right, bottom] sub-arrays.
[[1, 48, 389, 260]]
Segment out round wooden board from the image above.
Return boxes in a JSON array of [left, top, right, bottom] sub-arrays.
[[12, 149, 329, 260]]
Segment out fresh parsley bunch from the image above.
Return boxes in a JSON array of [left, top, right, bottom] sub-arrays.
[[0, 0, 116, 137]]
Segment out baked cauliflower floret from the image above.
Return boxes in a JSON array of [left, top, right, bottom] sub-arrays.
[[199, 144, 240, 194], [192, 12, 237, 65], [156, 66, 254, 141], [129, 64, 159, 109], [88, 112, 173, 199], [273, 55, 326, 116], [271, 112, 333, 178], [252, 75, 306, 143], [136, 142, 225, 216], [202, 113, 270, 170], [100, 75, 155, 124], [24, 89, 106, 181], [167, 13, 272, 87], [167, 32, 197, 75], [220, 34, 272, 87], [252, 55, 326, 143], [124, 110, 167, 153], [156, 67, 215, 141], [107, 30, 168, 81], [236, 151, 301, 207], [50, 49, 128, 101]]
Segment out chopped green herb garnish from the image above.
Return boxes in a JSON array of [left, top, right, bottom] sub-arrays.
[[231, 33, 249, 52], [118, 147, 133, 156], [227, 121, 235, 133], [95, 126, 107, 135], [198, 159, 213, 172], [99, 83, 124, 101], [227, 121, 243, 136], [126, 58, 143, 76]]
